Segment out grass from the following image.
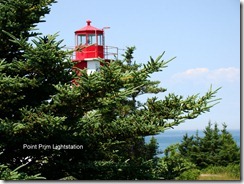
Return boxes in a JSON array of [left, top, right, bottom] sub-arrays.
[[197, 164, 240, 180], [198, 173, 240, 180]]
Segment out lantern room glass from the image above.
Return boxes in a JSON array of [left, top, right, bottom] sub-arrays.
[[88, 34, 95, 45], [97, 34, 103, 46], [77, 34, 104, 46], [78, 34, 86, 45]]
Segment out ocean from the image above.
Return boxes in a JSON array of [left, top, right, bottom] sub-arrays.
[[145, 129, 240, 157]]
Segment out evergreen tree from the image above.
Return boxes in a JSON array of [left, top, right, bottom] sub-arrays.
[[0, 1, 221, 180], [0, 0, 56, 61], [199, 122, 221, 167], [218, 123, 240, 166], [178, 122, 240, 169], [160, 122, 240, 179]]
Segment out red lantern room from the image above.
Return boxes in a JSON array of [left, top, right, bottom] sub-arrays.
[[73, 20, 107, 74]]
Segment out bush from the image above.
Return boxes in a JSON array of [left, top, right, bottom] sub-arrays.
[[157, 144, 197, 180], [201, 165, 225, 174], [226, 164, 240, 178], [176, 169, 200, 180]]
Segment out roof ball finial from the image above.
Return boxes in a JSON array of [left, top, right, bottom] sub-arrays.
[[86, 20, 91, 26]]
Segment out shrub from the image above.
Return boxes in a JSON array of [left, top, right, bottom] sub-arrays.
[[226, 164, 240, 179], [157, 144, 197, 180], [176, 169, 200, 180]]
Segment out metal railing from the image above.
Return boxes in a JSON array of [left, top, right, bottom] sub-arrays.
[[104, 46, 118, 60], [65, 45, 119, 60]]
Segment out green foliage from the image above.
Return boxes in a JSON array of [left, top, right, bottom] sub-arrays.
[[225, 164, 240, 178], [0, 0, 56, 61], [156, 144, 197, 180], [0, 33, 73, 119], [122, 46, 136, 65], [159, 122, 240, 180], [0, 0, 221, 180], [178, 122, 240, 168], [176, 169, 200, 180], [0, 163, 45, 180], [201, 164, 240, 179], [201, 164, 240, 177]]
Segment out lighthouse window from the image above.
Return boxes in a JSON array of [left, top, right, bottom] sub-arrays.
[[88, 34, 96, 45], [97, 34, 103, 45], [78, 34, 86, 45]]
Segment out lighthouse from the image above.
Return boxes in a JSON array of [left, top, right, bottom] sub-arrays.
[[73, 20, 114, 75]]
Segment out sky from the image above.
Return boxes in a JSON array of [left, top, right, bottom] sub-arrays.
[[36, 0, 240, 130]]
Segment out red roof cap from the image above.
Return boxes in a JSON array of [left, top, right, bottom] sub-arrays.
[[75, 20, 103, 34]]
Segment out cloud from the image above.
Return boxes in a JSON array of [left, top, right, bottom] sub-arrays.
[[207, 67, 240, 82], [172, 67, 239, 83], [173, 68, 209, 78]]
